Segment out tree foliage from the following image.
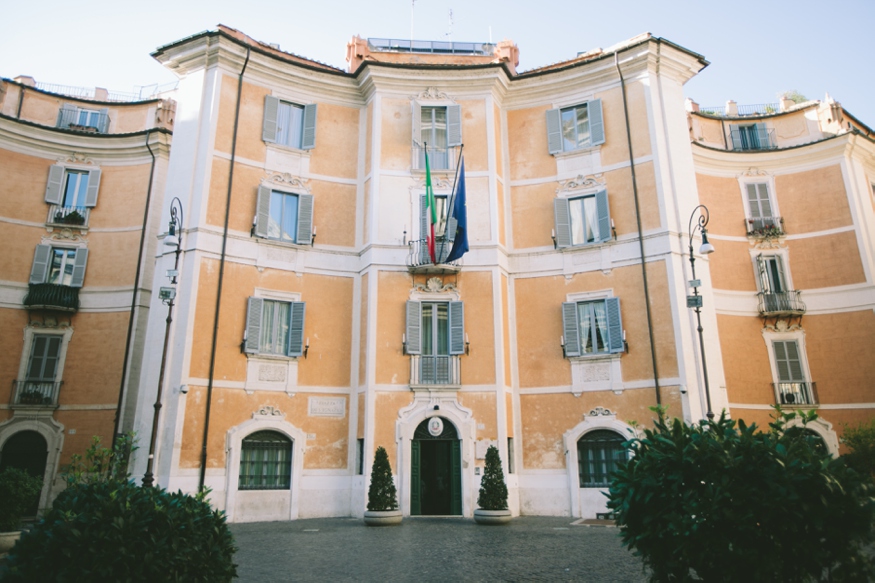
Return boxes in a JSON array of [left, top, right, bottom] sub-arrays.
[[608, 408, 875, 582], [367, 446, 398, 511], [780, 89, 808, 104], [477, 445, 509, 511], [0, 468, 43, 532]]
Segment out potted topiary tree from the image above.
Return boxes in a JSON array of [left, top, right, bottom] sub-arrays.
[[363, 445, 401, 526], [474, 445, 512, 525], [0, 467, 43, 554]]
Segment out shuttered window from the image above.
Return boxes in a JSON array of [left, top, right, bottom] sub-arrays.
[[773, 340, 805, 383], [756, 255, 787, 294], [239, 431, 292, 490], [44, 166, 102, 208], [413, 103, 461, 170], [562, 298, 624, 357], [546, 99, 605, 154], [29, 245, 88, 288], [26, 335, 62, 382], [253, 187, 314, 245], [553, 190, 612, 248], [57, 104, 110, 133], [262, 96, 317, 150], [243, 297, 306, 357]]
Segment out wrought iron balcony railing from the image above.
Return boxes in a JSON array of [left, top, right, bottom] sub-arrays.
[[407, 238, 461, 270], [773, 381, 817, 406], [757, 291, 805, 317], [412, 145, 460, 172], [368, 38, 494, 56], [729, 126, 777, 151], [745, 216, 784, 238], [409, 355, 461, 388], [47, 205, 90, 227], [24, 283, 80, 312], [11, 380, 61, 407]]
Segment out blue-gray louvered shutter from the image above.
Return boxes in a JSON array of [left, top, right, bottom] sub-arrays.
[[301, 104, 317, 150], [244, 297, 264, 353], [731, 126, 743, 150], [296, 194, 314, 245], [70, 248, 89, 288], [262, 96, 280, 143], [412, 101, 423, 146], [45, 165, 65, 204], [774, 340, 804, 382], [448, 301, 465, 355], [405, 301, 422, 355], [588, 99, 605, 146], [84, 169, 101, 207], [553, 198, 572, 248], [447, 104, 462, 147], [288, 302, 306, 356], [97, 108, 110, 133], [546, 108, 562, 154], [595, 189, 611, 242], [57, 104, 77, 129], [419, 193, 430, 263], [756, 254, 769, 292], [30, 245, 52, 284], [756, 123, 770, 148], [561, 302, 581, 357], [605, 297, 624, 353], [254, 186, 272, 238]]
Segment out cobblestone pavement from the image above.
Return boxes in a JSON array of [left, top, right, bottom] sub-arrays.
[[231, 516, 648, 582]]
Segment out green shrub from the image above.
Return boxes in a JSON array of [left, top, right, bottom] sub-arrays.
[[0, 468, 43, 532], [608, 408, 875, 582], [63, 433, 136, 486], [477, 445, 508, 510], [367, 446, 398, 511], [4, 480, 237, 582], [842, 418, 875, 481]]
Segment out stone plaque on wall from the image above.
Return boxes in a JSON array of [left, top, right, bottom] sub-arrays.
[[308, 396, 345, 417]]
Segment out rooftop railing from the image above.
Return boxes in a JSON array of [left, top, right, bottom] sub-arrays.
[[34, 80, 178, 102], [699, 103, 780, 117], [368, 38, 494, 55]]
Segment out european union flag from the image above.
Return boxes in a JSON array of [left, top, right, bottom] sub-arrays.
[[446, 157, 468, 262]]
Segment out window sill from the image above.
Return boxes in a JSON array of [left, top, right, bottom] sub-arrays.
[[265, 142, 311, 155], [410, 384, 461, 392], [552, 144, 601, 158]]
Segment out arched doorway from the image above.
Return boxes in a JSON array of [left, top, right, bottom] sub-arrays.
[[0, 431, 48, 516], [411, 417, 461, 516]]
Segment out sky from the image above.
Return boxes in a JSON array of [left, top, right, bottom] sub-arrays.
[[3, 0, 873, 123]]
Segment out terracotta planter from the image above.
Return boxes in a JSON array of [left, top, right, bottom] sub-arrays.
[[363, 509, 402, 526], [473, 509, 512, 525], [0, 530, 21, 554]]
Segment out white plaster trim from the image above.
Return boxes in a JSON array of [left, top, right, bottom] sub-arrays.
[[224, 411, 306, 522], [785, 416, 840, 457], [0, 414, 65, 513]]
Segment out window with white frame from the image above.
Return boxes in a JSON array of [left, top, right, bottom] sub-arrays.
[[744, 183, 781, 235], [412, 103, 461, 170], [417, 192, 452, 263], [253, 186, 313, 245], [44, 165, 101, 225], [546, 100, 605, 154], [238, 430, 292, 490], [243, 297, 306, 357], [756, 254, 787, 295], [57, 104, 110, 133], [561, 298, 624, 357], [29, 245, 88, 288], [771, 339, 815, 405], [553, 191, 612, 248], [405, 300, 465, 385], [731, 123, 774, 151], [262, 96, 317, 150], [577, 429, 628, 487], [14, 327, 72, 407]]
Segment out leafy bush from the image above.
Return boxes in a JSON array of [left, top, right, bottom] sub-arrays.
[[477, 445, 508, 511], [608, 408, 875, 582], [63, 433, 135, 486], [4, 480, 237, 582], [0, 468, 43, 532], [367, 446, 398, 511], [842, 418, 875, 481]]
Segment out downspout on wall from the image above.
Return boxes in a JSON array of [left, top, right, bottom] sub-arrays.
[[615, 51, 662, 406], [199, 46, 251, 491], [113, 129, 157, 447]]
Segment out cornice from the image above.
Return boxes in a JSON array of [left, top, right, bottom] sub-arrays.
[[0, 117, 171, 163], [354, 66, 510, 104], [691, 134, 854, 177]]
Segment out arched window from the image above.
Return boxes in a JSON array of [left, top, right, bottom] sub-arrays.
[[239, 431, 292, 490], [577, 430, 627, 488], [785, 427, 829, 457]]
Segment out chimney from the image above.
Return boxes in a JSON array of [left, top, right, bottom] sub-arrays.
[[346, 36, 370, 73], [493, 40, 519, 75]]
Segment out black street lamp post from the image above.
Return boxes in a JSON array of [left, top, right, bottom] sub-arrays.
[[143, 197, 183, 488], [687, 205, 716, 421]]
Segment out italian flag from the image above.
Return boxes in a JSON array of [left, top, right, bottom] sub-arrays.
[[424, 149, 437, 263]]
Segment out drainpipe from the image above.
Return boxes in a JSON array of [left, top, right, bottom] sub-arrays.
[[199, 46, 251, 491], [614, 51, 662, 405], [113, 129, 157, 447], [16, 85, 25, 119]]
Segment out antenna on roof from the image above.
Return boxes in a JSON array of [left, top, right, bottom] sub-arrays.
[[489, 26, 492, 44], [446, 9, 454, 40], [410, 0, 416, 46]]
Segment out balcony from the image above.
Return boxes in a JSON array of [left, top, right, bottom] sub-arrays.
[[773, 382, 817, 406], [24, 283, 80, 312], [757, 291, 806, 317], [409, 355, 461, 389], [407, 238, 461, 272], [11, 381, 61, 408], [729, 126, 776, 151], [47, 205, 90, 228], [745, 216, 784, 238], [412, 145, 460, 172]]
